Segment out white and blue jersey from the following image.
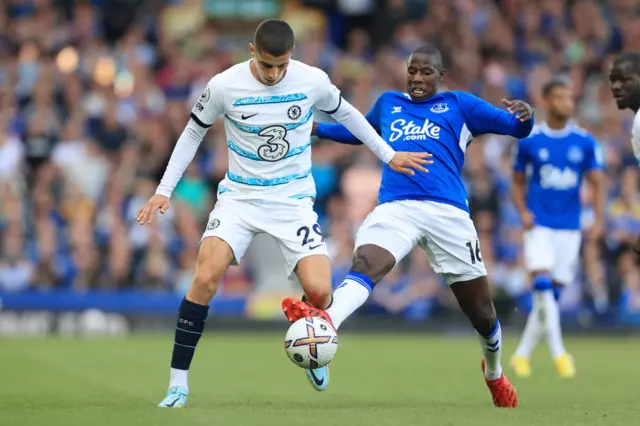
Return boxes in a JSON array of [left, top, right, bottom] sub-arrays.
[[316, 91, 534, 213], [183, 59, 343, 203], [513, 122, 601, 230]]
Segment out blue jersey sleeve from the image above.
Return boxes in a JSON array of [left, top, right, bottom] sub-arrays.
[[315, 94, 383, 145], [456, 92, 534, 139], [584, 136, 602, 171], [512, 139, 528, 172]]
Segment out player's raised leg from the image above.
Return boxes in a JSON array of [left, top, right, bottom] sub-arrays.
[[273, 206, 335, 391], [289, 254, 334, 391]]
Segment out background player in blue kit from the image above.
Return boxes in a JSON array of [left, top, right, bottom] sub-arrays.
[[281, 45, 534, 408], [510, 79, 604, 379]]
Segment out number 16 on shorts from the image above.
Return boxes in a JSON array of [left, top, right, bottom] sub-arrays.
[[465, 240, 483, 265]]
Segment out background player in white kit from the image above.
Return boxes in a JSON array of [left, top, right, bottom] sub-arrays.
[[610, 53, 640, 256], [134, 20, 432, 408], [510, 79, 604, 378]]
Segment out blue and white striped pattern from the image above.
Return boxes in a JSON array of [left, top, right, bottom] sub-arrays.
[[226, 169, 312, 187], [226, 109, 313, 134], [232, 93, 307, 106], [227, 140, 311, 161]]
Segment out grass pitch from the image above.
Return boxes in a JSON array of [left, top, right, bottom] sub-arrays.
[[1, 332, 638, 425]]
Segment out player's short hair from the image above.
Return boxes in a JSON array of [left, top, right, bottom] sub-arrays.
[[541, 77, 570, 98], [613, 52, 640, 75], [411, 44, 443, 68], [254, 20, 295, 56]]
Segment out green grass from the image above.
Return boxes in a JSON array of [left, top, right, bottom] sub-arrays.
[[1, 333, 639, 425]]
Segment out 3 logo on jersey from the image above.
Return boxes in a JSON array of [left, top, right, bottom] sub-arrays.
[[258, 125, 290, 161], [389, 118, 441, 142], [539, 164, 579, 190]]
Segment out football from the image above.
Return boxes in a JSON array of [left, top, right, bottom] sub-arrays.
[[284, 317, 338, 369]]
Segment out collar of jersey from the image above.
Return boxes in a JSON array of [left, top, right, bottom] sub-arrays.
[[540, 121, 572, 139]]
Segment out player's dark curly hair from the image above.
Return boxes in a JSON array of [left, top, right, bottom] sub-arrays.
[[254, 20, 295, 56]]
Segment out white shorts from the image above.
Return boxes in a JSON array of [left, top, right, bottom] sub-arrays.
[[355, 200, 487, 285], [523, 226, 581, 286], [201, 199, 328, 278]]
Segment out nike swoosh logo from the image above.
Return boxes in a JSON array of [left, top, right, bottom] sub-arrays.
[[166, 397, 181, 407], [309, 244, 323, 250], [242, 113, 258, 120], [309, 369, 324, 386]]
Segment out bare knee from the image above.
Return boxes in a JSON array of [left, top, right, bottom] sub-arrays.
[[296, 255, 332, 309], [187, 237, 233, 304], [470, 308, 497, 336], [351, 245, 396, 284], [450, 276, 496, 336]]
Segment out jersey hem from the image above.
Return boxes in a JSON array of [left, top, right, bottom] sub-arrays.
[[379, 195, 470, 213]]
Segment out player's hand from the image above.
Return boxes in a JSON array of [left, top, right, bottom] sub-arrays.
[[521, 211, 535, 230], [502, 98, 534, 122], [388, 152, 434, 175], [136, 194, 170, 225], [586, 220, 603, 241], [311, 122, 318, 136]]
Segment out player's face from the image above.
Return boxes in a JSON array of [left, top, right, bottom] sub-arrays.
[[609, 62, 640, 110], [250, 43, 291, 86], [545, 86, 574, 119], [406, 53, 444, 101]]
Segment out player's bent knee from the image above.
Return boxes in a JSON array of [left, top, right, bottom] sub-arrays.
[[304, 287, 332, 309], [351, 245, 395, 284]]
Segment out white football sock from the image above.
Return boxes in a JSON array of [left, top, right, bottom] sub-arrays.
[[326, 274, 372, 329], [169, 368, 189, 389], [479, 320, 503, 381], [514, 293, 544, 357], [540, 290, 566, 358]]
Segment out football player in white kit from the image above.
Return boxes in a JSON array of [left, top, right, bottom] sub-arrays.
[[610, 53, 640, 223], [135, 20, 432, 408]]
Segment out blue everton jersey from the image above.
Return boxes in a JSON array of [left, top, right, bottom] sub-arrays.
[[316, 91, 533, 212], [513, 122, 601, 230]]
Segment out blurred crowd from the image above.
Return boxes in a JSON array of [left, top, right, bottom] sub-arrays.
[[2, 0, 640, 323]]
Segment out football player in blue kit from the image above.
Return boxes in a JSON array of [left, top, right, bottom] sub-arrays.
[[281, 45, 534, 408], [510, 79, 603, 378]]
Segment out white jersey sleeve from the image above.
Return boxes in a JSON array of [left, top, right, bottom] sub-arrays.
[[313, 74, 396, 164], [190, 77, 225, 128], [632, 109, 640, 165], [155, 78, 225, 198]]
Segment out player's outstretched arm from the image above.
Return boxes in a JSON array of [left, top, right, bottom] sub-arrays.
[[459, 93, 534, 139], [312, 122, 365, 145], [315, 80, 432, 174]]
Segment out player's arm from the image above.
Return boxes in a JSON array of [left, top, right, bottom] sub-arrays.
[[314, 81, 432, 175], [585, 140, 605, 241], [459, 92, 534, 139], [511, 140, 534, 230], [312, 97, 381, 145], [136, 80, 223, 224]]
